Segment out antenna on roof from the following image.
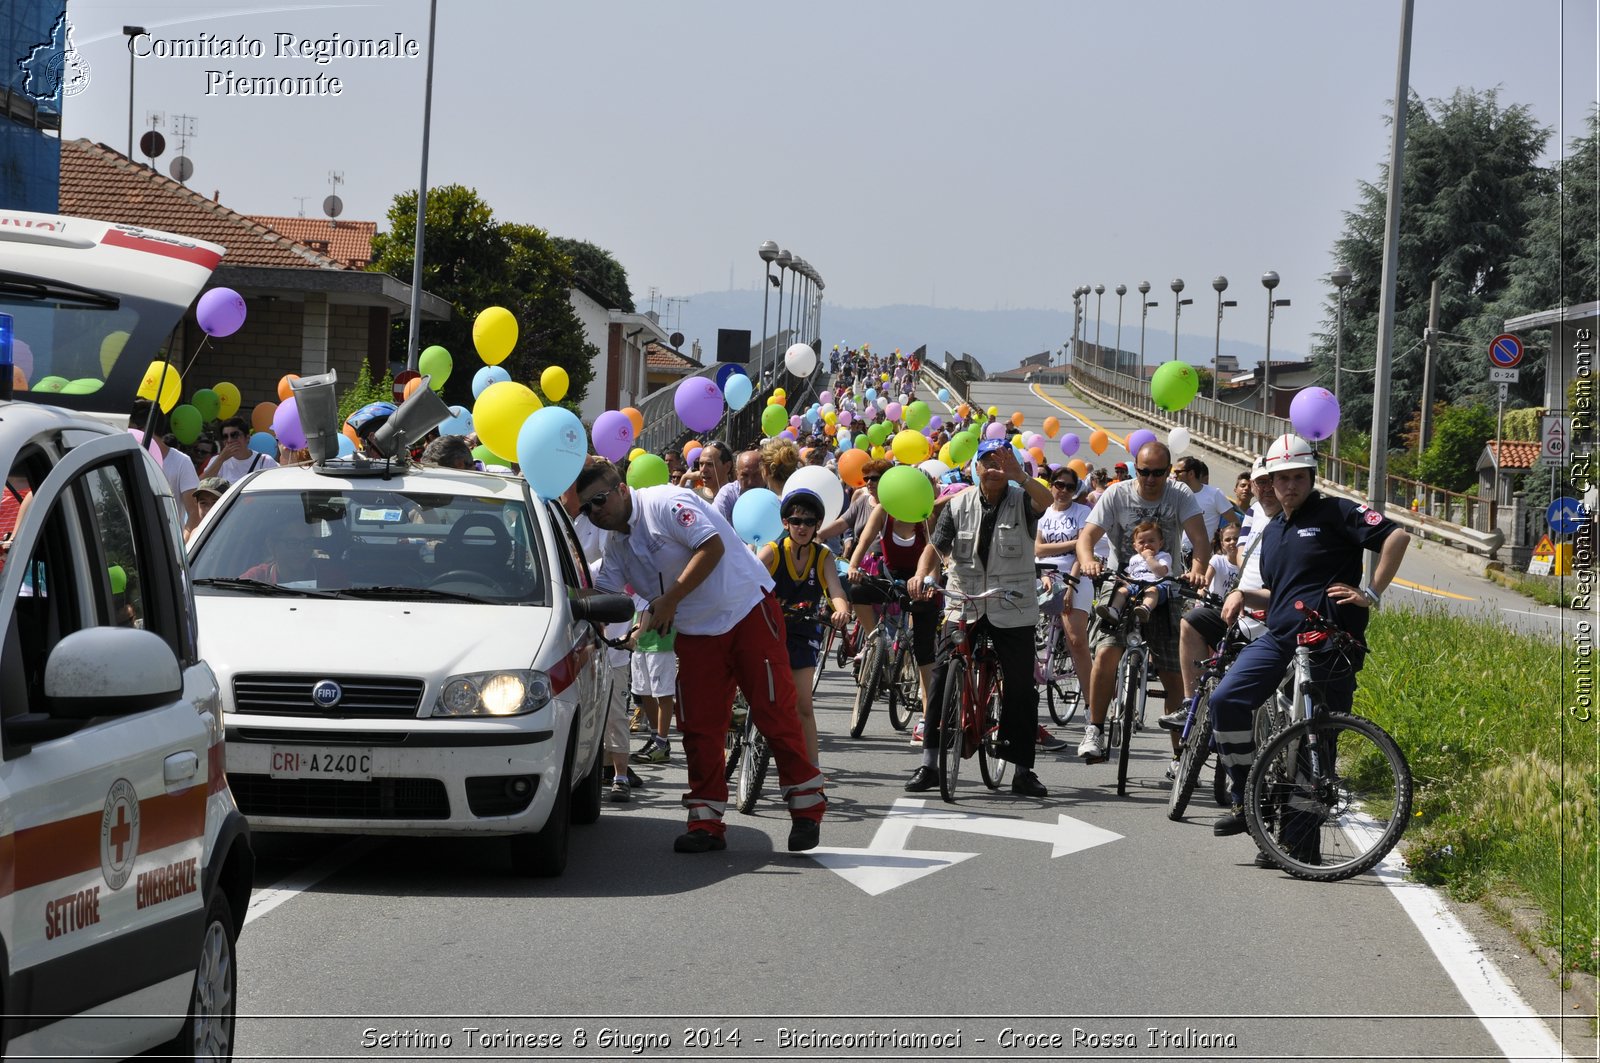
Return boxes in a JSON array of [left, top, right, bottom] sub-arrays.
[[293, 196, 313, 217], [324, 171, 345, 221], [168, 113, 197, 185]]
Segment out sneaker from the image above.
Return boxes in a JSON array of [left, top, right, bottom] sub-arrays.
[[1010, 770, 1048, 798], [1164, 757, 1181, 780], [631, 741, 669, 765], [1078, 724, 1106, 762], [609, 779, 631, 803], [673, 830, 726, 853], [787, 818, 821, 852], [1094, 603, 1120, 625], [904, 765, 939, 792], [1132, 603, 1152, 623], [1036, 725, 1070, 753], [1213, 805, 1248, 836], [1157, 708, 1189, 731], [1253, 849, 1278, 869]]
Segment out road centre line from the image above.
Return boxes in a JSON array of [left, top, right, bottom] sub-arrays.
[[1030, 384, 1127, 446], [1391, 577, 1476, 601]]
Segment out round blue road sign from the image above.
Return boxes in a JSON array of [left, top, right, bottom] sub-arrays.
[[1548, 496, 1587, 535]]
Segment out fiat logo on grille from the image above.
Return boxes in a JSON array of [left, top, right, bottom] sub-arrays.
[[311, 680, 343, 708]]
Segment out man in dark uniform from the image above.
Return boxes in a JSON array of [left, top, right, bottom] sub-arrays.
[[1208, 433, 1411, 842]]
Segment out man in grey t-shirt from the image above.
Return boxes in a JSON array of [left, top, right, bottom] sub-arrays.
[[1073, 441, 1211, 763]]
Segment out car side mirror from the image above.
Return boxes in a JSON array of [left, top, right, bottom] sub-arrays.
[[569, 593, 635, 625], [44, 627, 183, 720]]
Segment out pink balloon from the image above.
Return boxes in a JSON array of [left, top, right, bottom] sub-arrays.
[[1059, 433, 1080, 457], [591, 409, 634, 460], [272, 396, 307, 450], [819, 390, 834, 404], [839, 411, 854, 427], [12, 338, 32, 378], [674, 376, 725, 433], [885, 402, 903, 422], [1290, 386, 1341, 441], [984, 422, 1006, 440], [789, 415, 802, 429]]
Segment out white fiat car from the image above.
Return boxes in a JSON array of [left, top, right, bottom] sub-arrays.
[[185, 457, 630, 876]]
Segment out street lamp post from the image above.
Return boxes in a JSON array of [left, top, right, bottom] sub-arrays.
[[1114, 284, 1126, 375], [1138, 281, 1156, 384], [758, 241, 779, 383], [1071, 285, 1089, 367], [1170, 278, 1192, 363], [1261, 271, 1291, 434], [1330, 265, 1352, 466], [773, 249, 792, 387], [1211, 276, 1236, 404], [123, 26, 145, 161], [1093, 284, 1105, 368]]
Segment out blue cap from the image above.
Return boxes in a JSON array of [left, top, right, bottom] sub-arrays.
[[975, 438, 1010, 460]]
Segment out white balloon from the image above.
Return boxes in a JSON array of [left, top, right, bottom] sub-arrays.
[[1169, 427, 1192, 455], [918, 459, 951, 478], [783, 464, 845, 526], [876, 397, 888, 410], [784, 343, 818, 377]]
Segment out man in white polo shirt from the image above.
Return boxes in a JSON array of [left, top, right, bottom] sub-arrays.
[[577, 458, 825, 854], [1172, 455, 1237, 558]]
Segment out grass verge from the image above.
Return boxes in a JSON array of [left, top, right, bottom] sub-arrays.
[[1356, 606, 1596, 977], [1487, 566, 1574, 608]]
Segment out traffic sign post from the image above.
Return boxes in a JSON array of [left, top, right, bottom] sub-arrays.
[[1489, 333, 1524, 368], [1542, 414, 1569, 463], [1489, 336, 1525, 508], [1489, 367, 1520, 383]]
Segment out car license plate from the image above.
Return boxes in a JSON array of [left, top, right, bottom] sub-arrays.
[[268, 748, 373, 781]]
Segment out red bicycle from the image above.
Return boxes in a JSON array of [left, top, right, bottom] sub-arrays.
[[934, 584, 1022, 803]]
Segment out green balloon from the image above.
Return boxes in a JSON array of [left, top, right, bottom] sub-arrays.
[[59, 378, 104, 395], [191, 387, 221, 421], [854, 435, 869, 451], [1150, 359, 1200, 411], [877, 465, 935, 523], [108, 564, 127, 595], [33, 375, 68, 393], [472, 443, 512, 466], [420, 345, 453, 388], [169, 404, 203, 444], [867, 422, 891, 447], [903, 400, 931, 430], [948, 430, 978, 465], [760, 403, 788, 437], [626, 453, 670, 488]]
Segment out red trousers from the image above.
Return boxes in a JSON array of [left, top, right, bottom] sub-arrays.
[[674, 592, 825, 837]]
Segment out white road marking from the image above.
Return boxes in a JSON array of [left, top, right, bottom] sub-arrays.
[[243, 837, 381, 927]]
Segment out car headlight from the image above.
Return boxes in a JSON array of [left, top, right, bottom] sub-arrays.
[[432, 670, 551, 717]]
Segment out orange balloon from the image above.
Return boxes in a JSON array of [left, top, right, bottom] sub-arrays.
[[682, 439, 702, 460], [622, 407, 644, 435], [837, 449, 869, 488], [1089, 429, 1109, 455], [251, 401, 277, 431], [402, 377, 424, 400], [1028, 446, 1045, 466], [823, 422, 837, 437], [1010, 411, 1025, 428], [1068, 458, 1089, 478], [1043, 416, 1060, 439], [277, 374, 300, 401], [957, 404, 971, 420]]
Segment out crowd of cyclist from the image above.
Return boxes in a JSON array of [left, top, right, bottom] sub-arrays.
[[575, 346, 1409, 859]]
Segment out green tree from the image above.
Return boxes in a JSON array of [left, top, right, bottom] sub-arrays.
[[551, 237, 634, 312], [338, 359, 394, 424], [1416, 402, 1494, 491], [1310, 89, 1553, 442], [369, 185, 598, 411]]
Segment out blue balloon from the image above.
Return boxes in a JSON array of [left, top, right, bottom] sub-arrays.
[[715, 363, 748, 389], [723, 373, 753, 411], [865, 388, 878, 402], [336, 433, 356, 457], [472, 364, 511, 399], [731, 487, 782, 547], [516, 405, 587, 500], [439, 404, 474, 437], [937, 388, 951, 402], [249, 431, 277, 456]]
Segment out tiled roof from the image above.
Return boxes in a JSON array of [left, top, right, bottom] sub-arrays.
[[645, 341, 698, 373], [247, 215, 376, 269], [58, 139, 348, 269], [1486, 440, 1540, 471]]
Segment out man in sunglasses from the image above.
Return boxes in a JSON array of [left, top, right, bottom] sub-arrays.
[[1074, 441, 1211, 763], [575, 459, 825, 854], [202, 416, 278, 481]]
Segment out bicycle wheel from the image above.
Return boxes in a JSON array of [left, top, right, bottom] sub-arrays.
[[886, 643, 919, 732], [1114, 654, 1142, 797], [1244, 713, 1413, 882], [1166, 681, 1215, 820], [735, 724, 771, 815], [849, 637, 882, 738], [937, 658, 966, 803], [724, 717, 745, 783], [813, 626, 835, 694], [1045, 644, 1081, 727], [978, 673, 1010, 790]]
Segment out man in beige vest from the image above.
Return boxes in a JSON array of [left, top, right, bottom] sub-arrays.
[[910, 438, 1054, 796]]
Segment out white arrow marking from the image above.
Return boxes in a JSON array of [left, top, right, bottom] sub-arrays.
[[809, 797, 1122, 893]]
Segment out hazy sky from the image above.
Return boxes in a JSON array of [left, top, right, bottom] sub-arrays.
[[59, 1, 1598, 357]]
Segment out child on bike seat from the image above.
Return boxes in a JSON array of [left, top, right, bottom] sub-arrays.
[[1096, 520, 1171, 625]]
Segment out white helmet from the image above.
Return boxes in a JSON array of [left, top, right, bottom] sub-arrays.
[[1264, 433, 1317, 473], [1250, 455, 1271, 480]]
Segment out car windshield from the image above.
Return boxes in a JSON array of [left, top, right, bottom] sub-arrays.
[[2, 272, 160, 411], [188, 487, 549, 605]]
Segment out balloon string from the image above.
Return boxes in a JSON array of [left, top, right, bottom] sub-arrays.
[[180, 334, 213, 380]]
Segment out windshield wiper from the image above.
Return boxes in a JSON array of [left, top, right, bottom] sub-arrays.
[[338, 585, 493, 604], [0, 271, 121, 310], [192, 577, 341, 599]]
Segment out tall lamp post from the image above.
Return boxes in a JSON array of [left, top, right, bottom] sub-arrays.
[[1138, 281, 1157, 384], [1330, 265, 1352, 463], [1261, 271, 1291, 433], [124, 26, 145, 161], [1071, 285, 1089, 367], [1211, 276, 1237, 403], [1170, 278, 1192, 362], [758, 241, 779, 382], [773, 249, 792, 386], [1114, 284, 1126, 374], [1093, 284, 1105, 368]]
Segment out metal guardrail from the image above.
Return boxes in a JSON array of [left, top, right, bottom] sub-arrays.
[[1065, 358, 1506, 557]]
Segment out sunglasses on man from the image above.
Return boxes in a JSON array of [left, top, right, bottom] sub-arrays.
[[221, 430, 245, 441], [1136, 466, 1170, 478], [578, 484, 618, 514]]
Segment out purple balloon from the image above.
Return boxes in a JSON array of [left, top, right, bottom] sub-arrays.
[[928, 415, 943, 432], [1126, 429, 1157, 456], [592, 409, 634, 460], [674, 376, 725, 433], [984, 422, 1006, 440], [1059, 433, 1080, 457], [271, 396, 307, 450], [686, 446, 703, 466], [197, 287, 247, 338], [1290, 386, 1341, 441], [839, 410, 854, 427]]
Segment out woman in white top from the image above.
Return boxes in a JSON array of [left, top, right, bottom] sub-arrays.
[[1033, 467, 1094, 707]]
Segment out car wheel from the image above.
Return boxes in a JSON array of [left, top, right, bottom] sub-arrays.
[[570, 728, 603, 827], [510, 744, 572, 877], [155, 892, 237, 1061]]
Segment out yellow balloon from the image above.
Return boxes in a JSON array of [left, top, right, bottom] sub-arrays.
[[891, 429, 930, 464], [823, 411, 837, 425], [987, 406, 999, 417], [540, 365, 569, 402], [472, 380, 542, 459], [881, 373, 890, 383], [100, 331, 130, 376], [870, 445, 886, 460], [472, 306, 518, 366], [774, 388, 786, 399], [214, 381, 242, 420], [137, 360, 182, 413], [628, 447, 646, 461], [938, 443, 953, 465]]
